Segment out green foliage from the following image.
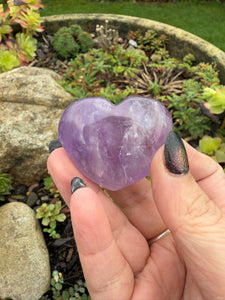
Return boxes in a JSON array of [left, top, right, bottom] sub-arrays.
[[61, 26, 224, 141], [43, 176, 54, 190], [166, 78, 212, 139], [154, 60, 221, 139], [36, 201, 66, 238], [0, 46, 21, 72], [191, 62, 220, 87], [0, 170, 12, 201], [53, 24, 93, 59], [51, 270, 64, 299], [7, 0, 44, 33], [198, 136, 225, 165], [183, 53, 195, 65], [130, 29, 169, 61], [203, 86, 225, 114], [61, 45, 147, 103], [43, 176, 60, 198], [15, 32, 37, 60], [0, 0, 44, 73], [50, 270, 90, 300]]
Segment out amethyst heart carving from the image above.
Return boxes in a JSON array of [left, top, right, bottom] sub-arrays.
[[58, 96, 173, 191]]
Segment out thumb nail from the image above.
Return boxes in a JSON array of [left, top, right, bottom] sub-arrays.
[[164, 131, 189, 175]]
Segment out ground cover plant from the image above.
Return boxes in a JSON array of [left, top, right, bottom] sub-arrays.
[[1, 4, 225, 298]]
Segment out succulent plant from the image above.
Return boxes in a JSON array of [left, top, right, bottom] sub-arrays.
[[0, 0, 44, 72], [203, 86, 225, 114], [0, 46, 21, 72], [36, 201, 66, 238], [53, 25, 93, 59], [198, 135, 225, 164], [53, 27, 80, 59]]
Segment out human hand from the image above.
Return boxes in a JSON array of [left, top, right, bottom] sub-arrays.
[[47, 132, 225, 300]]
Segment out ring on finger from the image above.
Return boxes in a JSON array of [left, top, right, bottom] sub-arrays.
[[147, 229, 171, 246]]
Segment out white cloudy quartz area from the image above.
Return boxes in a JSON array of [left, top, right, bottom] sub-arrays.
[[58, 96, 172, 191]]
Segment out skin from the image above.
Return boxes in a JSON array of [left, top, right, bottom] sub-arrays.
[[47, 142, 225, 300]]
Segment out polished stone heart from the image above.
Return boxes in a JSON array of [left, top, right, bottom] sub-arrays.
[[58, 96, 173, 191]]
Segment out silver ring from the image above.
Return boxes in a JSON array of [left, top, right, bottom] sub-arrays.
[[148, 229, 171, 246]]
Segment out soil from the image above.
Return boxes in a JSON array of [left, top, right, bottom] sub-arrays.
[[31, 32, 73, 76]]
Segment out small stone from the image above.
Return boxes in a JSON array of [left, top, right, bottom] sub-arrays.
[[0, 202, 50, 300], [129, 39, 138, 48], [27, 191, 39, 207], [41, 195, 49, 201], [59, 96, 172, 191]]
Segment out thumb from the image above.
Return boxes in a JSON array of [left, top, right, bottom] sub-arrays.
[[151, 132, 225, 295]]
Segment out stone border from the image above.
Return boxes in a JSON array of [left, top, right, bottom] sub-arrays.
[[41, 13, 225, 84]]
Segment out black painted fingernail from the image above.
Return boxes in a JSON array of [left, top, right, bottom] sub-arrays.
[[71, 177, 87, 194], [164, 131, 189, 175], [49, 139, 62, 154]]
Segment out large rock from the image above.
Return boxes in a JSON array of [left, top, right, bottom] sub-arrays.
[[0, 202, 51, 300], [0, 67, 73, 186]]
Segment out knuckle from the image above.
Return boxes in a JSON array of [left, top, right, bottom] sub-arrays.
[[182, 191, 224, 229]]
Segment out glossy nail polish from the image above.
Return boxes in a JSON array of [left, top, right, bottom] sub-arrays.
[[164, 131, 189, 175], [49, 139, 62, 154], [71, 177, 87, 194]]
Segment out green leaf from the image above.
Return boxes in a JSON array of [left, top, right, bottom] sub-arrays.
[[16, 32, 37, 61], [62, 290, 70, 299], [55, 282, 63, 291], [220, 143, 225, 151], [55, 201, 62, 210], [69, 287, 75, 295], [215, 149, 225, 163], [0, 49, 20, 73], [42, 217, 50, 226], [199, 136, 221, 155], [43, 176, 54, 190], [48, 203, 55, 211], [203, 86, 225, 114], [56, 213, 66, 222], [49, 220, 56, 229]]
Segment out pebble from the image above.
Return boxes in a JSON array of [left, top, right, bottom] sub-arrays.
[[41, 195, 49, 201], [26, 191, 39, 207]]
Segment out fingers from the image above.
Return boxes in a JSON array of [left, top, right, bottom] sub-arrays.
[[108, 180, 166, 239], [70, 185, 134, 300], [47, 147, 149, 273], [151, 132, 225, 297], [48, 146, 166, 240]]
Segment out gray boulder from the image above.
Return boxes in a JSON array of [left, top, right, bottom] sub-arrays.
[[0, 202, 51, 300], [0, 66, 73, 186]]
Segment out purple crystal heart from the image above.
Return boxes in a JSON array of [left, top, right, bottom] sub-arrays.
[[58, 96, 172, 191]]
